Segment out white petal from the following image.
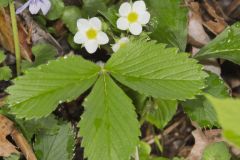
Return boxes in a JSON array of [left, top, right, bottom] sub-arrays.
[[97, 32, 109, 45], [74, 32, 87, 44], [112, 44, 120, 52], [129, 23, 142, 35], [16, 0, 31, 14], [117, 17, 129, 30], [84, 40, 98, 54], [40, 0, 51, 15], [119, 2, 132, 16], [77, 19, 90, 31], [89, 17, 102, 30], [138, 11, 150, 24], [119, 37, 129, 44], [29, 1, 41, 14], [133, 0, 146, 12]]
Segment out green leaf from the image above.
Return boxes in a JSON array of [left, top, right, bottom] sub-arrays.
[[124, 88, 147, 114], [79, 74, 140, 160], [139, 141, 151, 160], [105, 40, 207, 100], [146, 0, 188, 51], [34, 123, 74, 160], [17, 114, 59, 141], [146, 99, 177, 129], [0, 50, 6, 63], [98, 7, 118, 28], [82, 0, 108, 17], [151, 157, 168, 160], [46, 0, 65, 20], [172, 158, 186, 160], [67, 34, 82, 50], [206, 95, 240, 148], [61, 6, 82, 34], [0, 0, 8, 7], [182, 96, 219, 128], [3, 154, 20, 160], [0, 66, 12, 81], [202, 142, 231, 160], [204, 72, 230, 98], [7, 55, 100, 119], [22, 43, 57, 71], [195, 22, 240, 64]]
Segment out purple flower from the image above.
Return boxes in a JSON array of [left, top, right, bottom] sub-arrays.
[[16, 0, 51, 15]]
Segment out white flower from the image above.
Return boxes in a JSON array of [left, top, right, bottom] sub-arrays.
[[16, 0, 51, 15], [112, 37, 129, 52], [117, 1, 150, 35], [73, 17, 109, 54]]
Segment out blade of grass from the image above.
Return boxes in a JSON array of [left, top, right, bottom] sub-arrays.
[[9, 0, 21, 75]]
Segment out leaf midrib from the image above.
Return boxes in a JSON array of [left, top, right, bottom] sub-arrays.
[[111, 72, 203, 81]]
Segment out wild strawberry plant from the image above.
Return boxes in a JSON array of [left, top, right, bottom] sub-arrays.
[[1, 0, 240, 160]]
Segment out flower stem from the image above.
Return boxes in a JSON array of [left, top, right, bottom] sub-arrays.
[[135, 147, 139, 160], [9, 1, 21, 75]]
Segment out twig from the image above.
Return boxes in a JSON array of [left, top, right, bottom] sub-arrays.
[[144, 117, 185, 144], [11, 129, 37, 160]]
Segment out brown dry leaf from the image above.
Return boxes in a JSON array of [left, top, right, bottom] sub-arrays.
[[0, 114, 19, 157], [20, 11, 63, 55], [188, 123, 223, 160], [226, 0, 240, 16], [187, 128, 210, 160], [0, 7, 32, 62], [188, 2, 210, 48], [201, 1, 228, 35], [0, 114, 37, 160]]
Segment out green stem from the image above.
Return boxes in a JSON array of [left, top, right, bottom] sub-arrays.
[[134, 147, 139, 160], [9, 1, 21, 75]]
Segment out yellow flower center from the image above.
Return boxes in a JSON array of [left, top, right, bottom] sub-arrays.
[[127, 12, 138, 23], [119, 42, 127, 48], [86, 28, 97, 39]]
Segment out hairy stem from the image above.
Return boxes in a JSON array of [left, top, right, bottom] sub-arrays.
[[135, 147, 139, 160], [9, 1, 21, 75]]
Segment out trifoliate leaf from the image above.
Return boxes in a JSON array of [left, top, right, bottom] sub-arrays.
[[22, 43, 57, 71], [105, 40, 207, 100], [204, 72, 230, 98], [146, 99, 178, 129], [0, 50, 6, 63], [195, 22, 240, 65], [47, 0, 65, 20], [79, 74, 140, 160], [182, 96, 219, 128], [146, 0, 188, 51], [0, 66, 12, 81], [61, 6, 82, 34], [34, 123, 74, 160], [7, 55, 100, 119], [206, 95, 240, 148], [202, 142, 231, 160]]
